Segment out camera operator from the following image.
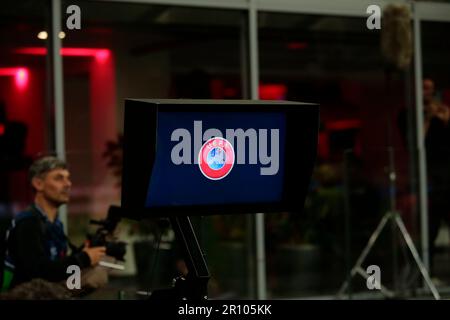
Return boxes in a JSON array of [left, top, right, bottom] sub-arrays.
[[1, 156, 106, 291]]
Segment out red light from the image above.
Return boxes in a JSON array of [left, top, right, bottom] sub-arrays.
[[0, 124, 5, 136], [61, 48, 106, 57], [15, 47, 47, 55], [95, 49, 110, 63], [15, 47, 110, 60], [326, 119, 361, 131], [0, 68, 21, 76], [0, 67, 29, 90], [224, 88, 237, 97], [15, 68, 29, 89], [259, 84, 287, 100], [287, 42, 308, 50]]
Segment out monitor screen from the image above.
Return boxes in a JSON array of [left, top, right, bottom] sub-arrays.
[[121, 99, 318, 218], [146, 111, 286, 207]]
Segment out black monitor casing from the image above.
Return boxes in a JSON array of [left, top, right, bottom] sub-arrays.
[[121, 99, 319, 219]]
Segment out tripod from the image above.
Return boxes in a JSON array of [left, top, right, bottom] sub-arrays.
[[337, 148, 440, 300], [337, 210, 440, 299]]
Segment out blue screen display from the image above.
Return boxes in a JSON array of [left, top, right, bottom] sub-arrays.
[[146, 111, 286, 207]]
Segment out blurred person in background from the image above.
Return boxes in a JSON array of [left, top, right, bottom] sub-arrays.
[[423, 78, 450, 278], [1, 156, 106, 292], [397, 78, 450, 281]]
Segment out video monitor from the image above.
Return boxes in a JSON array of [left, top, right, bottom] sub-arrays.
[[121, 99, 319, 218]]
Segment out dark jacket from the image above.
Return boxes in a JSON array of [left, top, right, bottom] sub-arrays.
[[3, 204, 91, 289], [397, 108, 450, 183]]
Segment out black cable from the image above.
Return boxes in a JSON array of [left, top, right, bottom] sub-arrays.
[[148, 226, 163, 290]]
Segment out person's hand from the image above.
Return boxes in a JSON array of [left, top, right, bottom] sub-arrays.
[[435, 104, 450, 123], [83, 246, 106, 266], [425, 102, 438, 120]]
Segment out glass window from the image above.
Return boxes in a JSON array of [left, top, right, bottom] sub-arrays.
[[421, 20, 450, 284], [60, 0, 249, 299], [0, 2, 52, 234], [259, 12, 419, 298]]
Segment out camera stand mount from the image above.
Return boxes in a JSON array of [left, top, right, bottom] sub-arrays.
[[149, 216, 210, 301]]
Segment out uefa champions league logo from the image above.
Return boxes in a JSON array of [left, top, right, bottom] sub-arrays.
[[171, 121, 279, 178], [198, 137, 235, 180]]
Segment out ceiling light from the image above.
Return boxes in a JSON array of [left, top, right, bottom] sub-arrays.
[[37, 31, 48, 40]]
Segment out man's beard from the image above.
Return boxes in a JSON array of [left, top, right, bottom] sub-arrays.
[[46, 193, 70, 207]]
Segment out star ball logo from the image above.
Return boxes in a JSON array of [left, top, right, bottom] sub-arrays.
[[171, 121, 280, 179], [198, 137, 235, 180]]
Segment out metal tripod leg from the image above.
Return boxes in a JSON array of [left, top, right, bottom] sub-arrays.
[[394, 213, 440, 300], [337, 212, 392, 298], [337, 211, 441, 300]]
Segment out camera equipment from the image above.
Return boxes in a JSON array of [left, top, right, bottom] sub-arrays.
[[88, 205, 127, 262]]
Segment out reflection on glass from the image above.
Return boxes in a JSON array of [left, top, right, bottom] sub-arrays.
[[61, 0, 248, 299], [0, 2, 51, 227], [259, 12, 419, 298]]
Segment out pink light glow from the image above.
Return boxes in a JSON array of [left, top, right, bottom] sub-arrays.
[[0, 67, 29, 90], [15, 47, 111, 60], [0, 68, 21, 76], [95, 49, 110, 63], [15, 47, 47, 55], [15, 68, 29, 89]]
